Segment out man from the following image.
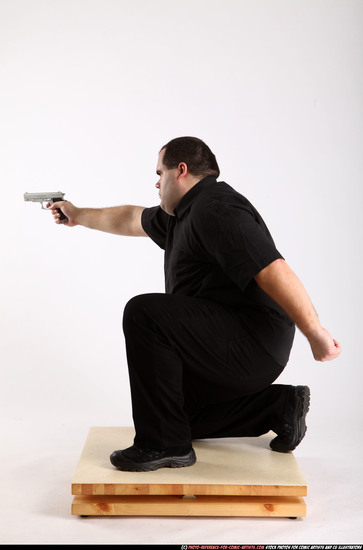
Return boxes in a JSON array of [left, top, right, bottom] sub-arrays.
[[49, 136, 341, 472]]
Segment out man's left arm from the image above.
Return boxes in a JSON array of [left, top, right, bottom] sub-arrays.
[[255, 258, 341, 362]]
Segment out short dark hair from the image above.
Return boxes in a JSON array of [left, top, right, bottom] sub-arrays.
[[160, 136, 220, 179]]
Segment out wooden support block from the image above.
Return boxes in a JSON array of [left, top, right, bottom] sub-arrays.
[[71, 427, 308, 518], [72, 494, 306, 517]]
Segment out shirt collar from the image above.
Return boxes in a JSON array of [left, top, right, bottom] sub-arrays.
[[173, 176, 217, 221]]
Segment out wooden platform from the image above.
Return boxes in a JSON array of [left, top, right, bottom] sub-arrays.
[[71, 427, 307, 518]]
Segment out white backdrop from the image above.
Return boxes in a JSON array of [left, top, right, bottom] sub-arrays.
[[0, 0, 362, 543]]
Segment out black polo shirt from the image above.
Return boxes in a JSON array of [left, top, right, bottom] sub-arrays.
[[141, 176, 295, 365]]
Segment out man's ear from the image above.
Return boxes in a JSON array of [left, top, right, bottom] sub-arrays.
[[177, 162, 188, 179]]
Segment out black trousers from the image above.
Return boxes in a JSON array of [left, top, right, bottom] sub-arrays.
[[123, 293, 294, 449]]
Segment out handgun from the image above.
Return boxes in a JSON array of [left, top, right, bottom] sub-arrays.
[[24, 191, 68, 222]]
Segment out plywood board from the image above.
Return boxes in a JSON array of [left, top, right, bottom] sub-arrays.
[[72, 427, 307, 499]]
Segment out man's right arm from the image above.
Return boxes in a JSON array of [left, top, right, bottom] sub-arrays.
[[48, 201, 148, 237]]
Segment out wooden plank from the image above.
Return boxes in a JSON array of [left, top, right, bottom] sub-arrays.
[[72, 482, 307, 497], [72, 495, 306, 518]]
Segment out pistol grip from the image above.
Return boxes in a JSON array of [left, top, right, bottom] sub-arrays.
[[57, 208, 68, 222], [52, 198, 68, 222]]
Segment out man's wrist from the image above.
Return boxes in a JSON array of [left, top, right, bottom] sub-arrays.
[[303, 322, 324, 342]]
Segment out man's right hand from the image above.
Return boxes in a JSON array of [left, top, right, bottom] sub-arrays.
[[47, 200, 79, 227]]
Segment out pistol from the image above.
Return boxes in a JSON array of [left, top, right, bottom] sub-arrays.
[[24, 191, 68, 222]]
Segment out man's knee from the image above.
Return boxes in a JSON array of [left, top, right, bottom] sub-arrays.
[[123, 293, 162, 334]]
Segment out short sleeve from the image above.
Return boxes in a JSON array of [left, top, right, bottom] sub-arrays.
[[141, 206, 169, 250], [196, 200, 284, 291]]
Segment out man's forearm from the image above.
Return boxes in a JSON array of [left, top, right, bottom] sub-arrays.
[[255, 258, 341, 361], [76, 206, 138, 235], [49, 202, 147, 236], [255, 258, 319, 337]]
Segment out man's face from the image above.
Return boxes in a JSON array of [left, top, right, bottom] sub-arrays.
[[155, 149, 183, 215]]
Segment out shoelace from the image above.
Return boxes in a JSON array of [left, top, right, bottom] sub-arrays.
[[134, 445, 165, 458]]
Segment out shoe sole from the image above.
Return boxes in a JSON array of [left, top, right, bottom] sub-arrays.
[[111, 449, 197, 472], [270, 385, 310, 453]]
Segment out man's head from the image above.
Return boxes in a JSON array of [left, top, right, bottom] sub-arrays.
[[160, 136, 220, 179], [156, 137, 219, 215]]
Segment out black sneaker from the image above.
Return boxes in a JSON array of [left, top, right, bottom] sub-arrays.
[[110, 444, 197, 472], [270, 385, 310, 453]]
